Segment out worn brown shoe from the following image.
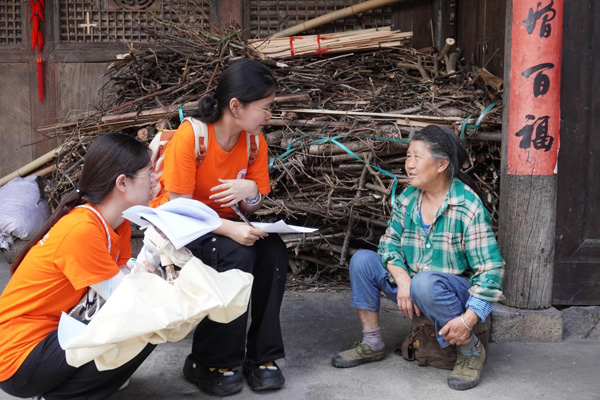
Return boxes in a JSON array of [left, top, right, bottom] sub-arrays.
[[331, 342, 385, 368], [447, 345, 487, 390]]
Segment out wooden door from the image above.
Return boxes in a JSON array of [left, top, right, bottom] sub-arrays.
[[553, 1, 600, 305]]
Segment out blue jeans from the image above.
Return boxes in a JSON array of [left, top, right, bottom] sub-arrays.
[[349, 249, 471, 348]]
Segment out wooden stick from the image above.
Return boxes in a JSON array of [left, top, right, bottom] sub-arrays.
[[447, 48, 462, 74], [0, 148, 59, 187], [103, 93, 311, 124], [38, 93, 311, 131], [263, 199, 388, 229], [110, 76, 206, 113], [30, 164, 56, 177], [102, 103, 192, 124], [283, 108, 473, 123], [364, 182, 391, 195], [475, 66, 504, 91], [338, 161, 369, 268], [416, 56, 430, 80], [283, 232, 346, 244], [270, 0, 407, 38], [265, 119, 351, 129], [438, 38, 456, 60]]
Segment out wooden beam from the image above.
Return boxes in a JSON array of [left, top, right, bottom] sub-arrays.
[[0, 51, 33, 63]]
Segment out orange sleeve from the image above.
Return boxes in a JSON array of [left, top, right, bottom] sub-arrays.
[[162, 121, 197, 195], [55, 222, 120, 290], [245, 133, 272, 195]]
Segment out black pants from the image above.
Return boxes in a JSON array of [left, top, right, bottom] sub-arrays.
[[0, 330, 155, 400], [187, 232, 288, 368]]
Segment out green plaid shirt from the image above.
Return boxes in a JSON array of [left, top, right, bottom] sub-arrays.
[[378, 178, 505, 302]]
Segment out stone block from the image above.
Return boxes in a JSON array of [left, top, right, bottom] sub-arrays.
[[562, 306, 600, 340], [491, 303, 563, 342], [587, 323, 600, 340]]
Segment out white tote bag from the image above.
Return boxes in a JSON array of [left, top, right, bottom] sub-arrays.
[[58, 256, 253, 371]]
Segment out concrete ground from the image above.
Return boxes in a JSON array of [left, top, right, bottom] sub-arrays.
[[1, 255, 599, 400]]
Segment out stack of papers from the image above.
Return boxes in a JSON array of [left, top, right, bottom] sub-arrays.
[[251, 221, 317, 234], [123, 198, 319, 248], [122, 198, 221, 249]]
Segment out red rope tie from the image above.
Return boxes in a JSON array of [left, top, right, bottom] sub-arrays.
[[316, 35, 329, 56], [289, 36, 302, 56]]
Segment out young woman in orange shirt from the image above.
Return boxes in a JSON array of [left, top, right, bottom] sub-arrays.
[[156, 59, 288, 396], [0, 133, 156, 399]]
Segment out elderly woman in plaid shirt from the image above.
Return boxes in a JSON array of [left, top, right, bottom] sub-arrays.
[[332, 125, 505, 390]]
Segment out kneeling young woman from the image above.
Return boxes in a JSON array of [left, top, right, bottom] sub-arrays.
[[0, 133, 156, 399]]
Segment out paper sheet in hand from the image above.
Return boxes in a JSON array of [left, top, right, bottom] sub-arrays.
[[122, 198, 221, 249], [251, 220, 318, 233], [57, 256, 253, 371]]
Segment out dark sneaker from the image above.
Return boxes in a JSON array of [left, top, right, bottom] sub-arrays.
[[331, 342, 385, 368], [447, 345, 487, 390], [243, 360, 285, 391], [183, 355, 243, 396]]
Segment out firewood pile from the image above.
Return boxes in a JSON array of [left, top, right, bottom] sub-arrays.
[[38, 18, 503, 281]]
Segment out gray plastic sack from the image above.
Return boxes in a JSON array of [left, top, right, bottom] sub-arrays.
[[0, 176, 51, 249]]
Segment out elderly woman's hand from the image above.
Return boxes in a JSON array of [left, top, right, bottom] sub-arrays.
[[388, 264, 421, 318], [439, 309, 479, 345]]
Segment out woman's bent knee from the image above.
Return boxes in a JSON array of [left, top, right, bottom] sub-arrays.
[[349, 250, 380, 279], [410, 271, 440, 304]]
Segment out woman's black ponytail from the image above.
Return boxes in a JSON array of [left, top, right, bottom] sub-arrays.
[[195, 93, 221, 123]]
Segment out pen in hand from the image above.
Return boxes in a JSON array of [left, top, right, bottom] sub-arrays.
[[231, 204, 255, 227], [231, 204, 265, 240]]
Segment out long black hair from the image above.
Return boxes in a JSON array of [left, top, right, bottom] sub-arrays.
[[190, 59, 278, 123], [409, 125, 482, 199], [11, 133, 151, 274]]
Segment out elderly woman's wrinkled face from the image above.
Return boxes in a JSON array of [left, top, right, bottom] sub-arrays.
[[405, 140, 448, 190]]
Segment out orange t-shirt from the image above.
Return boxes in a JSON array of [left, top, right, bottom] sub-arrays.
[[0, 205, 131, 381], [151, 121, 271, 219]]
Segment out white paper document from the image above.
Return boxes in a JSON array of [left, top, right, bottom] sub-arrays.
[[251, 220, 318, 234], [122, 198, 221, 249]]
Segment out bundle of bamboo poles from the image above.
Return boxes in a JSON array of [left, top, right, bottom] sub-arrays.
[[21, 16, 503, 283], [249, 27, 412, 59]]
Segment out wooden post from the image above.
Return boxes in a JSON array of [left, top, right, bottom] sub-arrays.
[[432, 0, 445, 51], [499, 0, 564, 309]]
